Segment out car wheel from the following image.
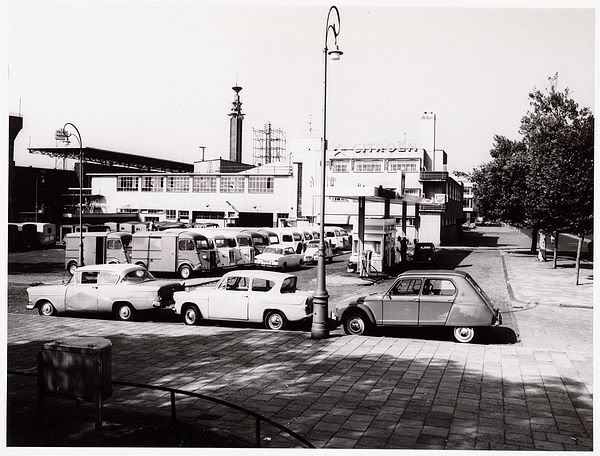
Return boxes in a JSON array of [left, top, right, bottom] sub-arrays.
[[453, 327, 475, 343], [67, 262, 78, 275], [183, 304, 201, 326], [343, 313, 368, 336], [38, 300, 56, 317], [179, 264, 192, 279], [265, 311, 286, 330], [115, 303, 135, 321]]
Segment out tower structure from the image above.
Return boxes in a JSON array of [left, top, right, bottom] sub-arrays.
[[229, 86, 244, 163], [252, 122, 287, 166]]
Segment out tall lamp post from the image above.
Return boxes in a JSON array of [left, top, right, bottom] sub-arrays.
[[311, 5, 343, 339], [55, 123, 84, 268], [35, 172, 45, 222]]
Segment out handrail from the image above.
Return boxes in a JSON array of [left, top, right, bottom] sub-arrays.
[[8, 369, 314, 449]]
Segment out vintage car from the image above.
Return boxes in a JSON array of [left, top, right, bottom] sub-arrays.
[[173, 270, 313, 330], [26, 264, 185, 321], [333, 270, 502, 343], [303, 240, 333, 264], [255, 246, 304, 270], [413, 242, 436, 264]]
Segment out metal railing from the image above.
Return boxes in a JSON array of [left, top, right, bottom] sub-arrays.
[[419, 171, 448, 181], [8, 369, 314, 448]]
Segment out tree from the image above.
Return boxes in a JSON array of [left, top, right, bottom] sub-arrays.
[[519, 74, 594, 276]]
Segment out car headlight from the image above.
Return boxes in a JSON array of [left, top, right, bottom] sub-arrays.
[[271, 260, 279, 265]]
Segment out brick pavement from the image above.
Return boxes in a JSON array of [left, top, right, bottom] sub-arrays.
[[6, 313, 593, 450]]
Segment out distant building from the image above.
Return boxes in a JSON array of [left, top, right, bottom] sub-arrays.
[[452, 174, 478, 223]]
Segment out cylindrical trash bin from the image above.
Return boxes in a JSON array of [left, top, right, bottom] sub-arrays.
[[38, 337, 112, 431]]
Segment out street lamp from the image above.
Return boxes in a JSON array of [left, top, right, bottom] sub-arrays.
[[55, 123, 84, 268], [311, 5, 343, 340], [35, 172, 45, 222]]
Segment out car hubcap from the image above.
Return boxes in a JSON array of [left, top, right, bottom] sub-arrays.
[[181, 267, 190, 278], [185, 309, 196, 324], [119, 306, 131, 320], [269, 314, 283, 329], [41, 303, 53, 316], [455, 327, 474, 342], [348, 317, 364, 334]]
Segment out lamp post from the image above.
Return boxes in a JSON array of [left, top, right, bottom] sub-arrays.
[[311, 5, 343, 339], [35, 172, 45, 222], [55, 123, 84, 268]]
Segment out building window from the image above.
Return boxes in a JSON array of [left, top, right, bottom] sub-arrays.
[[118, 208, 139, 213], [354, 160, 383, 173], [248, 177, 274, 193], [165, 209, 176, 219], [332, 160, 350, 173], [117, 176, 139, 192], [142, 209, 163, 214], [193, 176, 217, 193], [145, 216, 160, 222], [178, 210, 189, 220], [330, 197, 349, 202], [388, 160, 418, 173], [220, 176, 245, 193], [166, 176, 190, 192], [404, 188, 421, 197], [141, 176, 164, 192], [277, 213, 289, 220]]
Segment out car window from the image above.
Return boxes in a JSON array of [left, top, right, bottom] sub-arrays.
[[268, 235, 279, 244], [107, 239, 122, 250], [81, 271, 99, 284], [179, 239, 195, 251], [224, 276, 248, 291], [282, 234, 292, 242], [326, 231, 334, 237], [122, 268, 156, 283], [196, 239, 209, 250], [422, 279, 456, 296], [214, 238, 227, 248], [390, 279, 422, 296], [98, 271, 119, 285], [264, 247, 283, 255], [293, 234, 302, 241], [284, 247, 295, 255], [252, 236, 264, 245], [227, 238, 237, 247], [280, 277, 297, 294], [252, 278, 275, 292], [237, 237, 251, 246]]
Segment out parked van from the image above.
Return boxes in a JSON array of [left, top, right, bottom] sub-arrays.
[[20, 223, 40, 249], [120, 222, 148, 233], [131, 230, 217, 279], [272, 228, 305, 254], [324, 226, 345, 251], [65, 231, 133, 274], [31, 222, 57, 247], [223, 229, 255, 266], [257, 228, 280, 246], [199, 229, 242, 268], [241, 229, 270, 254], [8, 223, 22, 251]]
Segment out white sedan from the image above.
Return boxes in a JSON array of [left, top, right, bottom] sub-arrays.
[[303, 240, 333, 264], [173, 270, 313, 330], [255, 246, 304, 271]]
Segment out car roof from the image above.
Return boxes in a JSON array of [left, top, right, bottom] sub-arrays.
[[222, 269, 295, 281], [399, 269, 470, 278], [76, 263, 141, 273]]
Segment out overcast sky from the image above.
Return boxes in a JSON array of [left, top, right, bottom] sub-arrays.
[[8, 1, 595, 173]]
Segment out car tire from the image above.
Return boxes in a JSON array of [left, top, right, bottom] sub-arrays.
[[343, 313, 369, 336], [115, 302, 135, 322], [183, 304, 201, 326], [179, 264, 192, 280], [265, 311, 287, 330], [67, 262, 78, 275], [453, 327, 475, 343], [38, 300, 57, 317]]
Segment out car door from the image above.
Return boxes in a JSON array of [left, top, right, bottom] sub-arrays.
[[382, 278, 421, 325], [96, 270, 120, 312], [65, 270, 99, 312], [208, 275, 249, 320], [418, 278, 457, 325]]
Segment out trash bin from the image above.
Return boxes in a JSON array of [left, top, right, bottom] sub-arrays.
[[37, 337, 112, 430]]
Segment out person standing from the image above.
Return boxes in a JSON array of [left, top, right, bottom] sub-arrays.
[[538, 231, 547, 261], [400, 237, 408, 263]]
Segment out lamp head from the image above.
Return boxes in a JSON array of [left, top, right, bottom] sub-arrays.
[[328, 48, 343, 61]]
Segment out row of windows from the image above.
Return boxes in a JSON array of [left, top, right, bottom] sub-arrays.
[[331, 159, 419, 174], [116, 176, 275, 193]]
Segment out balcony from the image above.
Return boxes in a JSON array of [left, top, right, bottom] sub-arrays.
[[419, 171, 448, 182], [419, 203, 446, 212]]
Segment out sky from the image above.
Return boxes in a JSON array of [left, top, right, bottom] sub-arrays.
[[7, 1, 595, 173]]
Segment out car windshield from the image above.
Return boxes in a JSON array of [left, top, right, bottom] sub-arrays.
[[263, 247, 283, 255], [121, 268, 156, 283], [236, 237, 251, 246], [268, 235, 279, 244], [252, 236, 264, 245], [280, 277, 297, 293], [307, 240, 319, 247]]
